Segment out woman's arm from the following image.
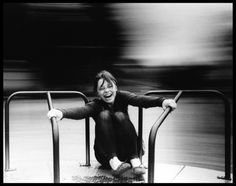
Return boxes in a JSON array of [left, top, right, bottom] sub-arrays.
[[120, 90, 177, 110], [47, 100, 99, 121], [120, 90, 165, 108], [59, 101, 99, 120]]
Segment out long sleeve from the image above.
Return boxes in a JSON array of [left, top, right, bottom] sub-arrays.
[[119, 90, 165, 108], [59, 100, 100, 120]]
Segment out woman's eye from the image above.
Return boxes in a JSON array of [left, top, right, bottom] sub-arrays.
[[99, 86, 105, 90], [108, 84, 113, 88]]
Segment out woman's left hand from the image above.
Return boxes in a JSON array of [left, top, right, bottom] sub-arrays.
[[162, 99, 177, 111]]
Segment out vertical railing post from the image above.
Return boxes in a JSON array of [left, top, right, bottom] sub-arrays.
[[224, 97, 231, 180], [4, 93, 18, 172], [217, 93, 231, 180], [148, 91, 182, 183], [138, 107, 143, 162], [46, 92, 60, 183], [5, 99, 10, 171], [85, 117, 90, 166]]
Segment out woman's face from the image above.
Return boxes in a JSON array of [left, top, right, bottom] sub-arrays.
[[97, 78, 117, 104]]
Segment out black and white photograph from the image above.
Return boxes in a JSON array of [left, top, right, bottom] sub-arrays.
[[3, 3, 233, 183]]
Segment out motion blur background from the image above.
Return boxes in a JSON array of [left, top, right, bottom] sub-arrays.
[[3, 3, 233, 98]]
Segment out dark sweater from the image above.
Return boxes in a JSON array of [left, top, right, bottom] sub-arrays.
[[60, 90, 165, 120]]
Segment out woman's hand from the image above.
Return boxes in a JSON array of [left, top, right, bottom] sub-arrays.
[[162, 99, 177, 111], [47, 108, 63, 121]]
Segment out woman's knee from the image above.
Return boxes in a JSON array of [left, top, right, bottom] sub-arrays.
[[96, 111, 114, 137], [114, 111, 129, 123], [97, 110, 112, 125], [97, 110, 112, 121]]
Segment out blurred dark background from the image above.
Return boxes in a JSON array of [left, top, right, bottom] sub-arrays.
[[3, 3, 126, 96], [3, 3, 233, 99]]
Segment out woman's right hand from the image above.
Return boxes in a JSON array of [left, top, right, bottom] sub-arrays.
[[47, 109, 63, 121]]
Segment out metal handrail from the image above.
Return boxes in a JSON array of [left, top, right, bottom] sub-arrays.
[[4, 91, 90, 183], [4, 90, 231, 183], [147, 91, 182, 183], [46, 92, 60, 183], [143, 90, 231, 183]]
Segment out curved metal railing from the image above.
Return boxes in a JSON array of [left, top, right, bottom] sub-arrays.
[[147, 91, 182, 182], [4, 90, 231, 183], [142, 90, 231, 183], [4, 91, 90, 183]]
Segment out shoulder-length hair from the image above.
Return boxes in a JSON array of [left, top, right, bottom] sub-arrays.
[[93, 70, 117, 93]]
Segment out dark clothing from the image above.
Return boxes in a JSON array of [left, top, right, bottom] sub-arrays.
[[61, 90, 165, 120], [60, 90, 164, 167], [94, 110, 142, 168]]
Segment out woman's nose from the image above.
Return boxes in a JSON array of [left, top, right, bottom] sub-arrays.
[[104, 87, 109, 92]]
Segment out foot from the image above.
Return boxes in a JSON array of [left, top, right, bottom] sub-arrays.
[[132, 164, 146, 175], [111, 162, 131, 177]]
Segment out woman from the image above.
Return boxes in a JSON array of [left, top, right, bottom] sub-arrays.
[[47, 70, 177, 177]]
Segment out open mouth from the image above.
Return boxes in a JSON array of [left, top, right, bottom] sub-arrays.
[[104, 94, 112, 99]]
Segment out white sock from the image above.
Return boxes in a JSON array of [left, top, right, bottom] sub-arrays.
[[109, 156, 122, 170], [130, 158, 141, 168]]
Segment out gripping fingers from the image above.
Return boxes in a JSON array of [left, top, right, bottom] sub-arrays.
[[162, 99, 177, 111], [47, 109, 63, 121]]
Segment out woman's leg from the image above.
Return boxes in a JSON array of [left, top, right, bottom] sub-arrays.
[[94, 110, 131, 174], [113, 112, 146, 175], [94, 110, 117, 167], [113, 111, 140, 161]]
